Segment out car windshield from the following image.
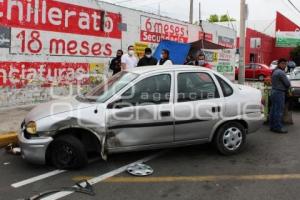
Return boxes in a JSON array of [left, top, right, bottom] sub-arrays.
[[289, 70, 300, 80], [77, 72, 139, 103]]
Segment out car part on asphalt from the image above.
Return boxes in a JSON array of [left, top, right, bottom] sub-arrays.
[[21, 180, 95, 200], [127, 163, 154, 176], [5, 143, 21, 155]]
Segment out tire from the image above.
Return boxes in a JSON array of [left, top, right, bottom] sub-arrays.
[[258, 75, 265, 81], [213, 122, 246, 156], [50, 135, 88, 169]]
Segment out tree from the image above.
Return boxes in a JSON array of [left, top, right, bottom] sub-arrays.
[[208, 14, 219, 23], [208, 14, 236, 23], [290, 46, 300, 66], [220, 15, 236, 22]]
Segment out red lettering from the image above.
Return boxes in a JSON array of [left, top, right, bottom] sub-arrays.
[[50, 39, 66, 54], [67, 40, 78, 55], [27, 31, 42, 54], [80, 41, 90, 55], [104, 43, 112, 56], [92, 43, 102, 56]]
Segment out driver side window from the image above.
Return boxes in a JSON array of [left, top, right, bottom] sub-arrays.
[[121, 74, 171, 106]]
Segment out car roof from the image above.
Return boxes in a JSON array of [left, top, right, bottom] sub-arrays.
[[125, 65, 211, 75]]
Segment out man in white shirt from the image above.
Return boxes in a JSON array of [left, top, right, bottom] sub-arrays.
[[121, 45, 138, 70], [157, 49, 173, 66]]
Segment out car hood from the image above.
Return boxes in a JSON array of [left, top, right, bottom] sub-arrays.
[[25, 97, 95, 122]]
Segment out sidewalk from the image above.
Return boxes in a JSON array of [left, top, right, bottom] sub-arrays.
[[0, 105, 35, 134]]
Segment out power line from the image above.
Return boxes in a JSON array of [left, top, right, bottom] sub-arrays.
[[287, 0, 300, 14]]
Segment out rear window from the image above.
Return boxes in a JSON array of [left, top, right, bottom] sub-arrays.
[[216, 75, 233, 97]]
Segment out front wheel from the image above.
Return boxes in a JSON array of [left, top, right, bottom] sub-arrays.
[[50, 135, 88, 169], [213, 122, 246, 155]]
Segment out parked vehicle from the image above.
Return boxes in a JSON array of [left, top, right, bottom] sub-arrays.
[[235, 63, 272, 81], [289, 67, 300, 104], [270, 60, 278, 70], [19, 66, 264, 169]]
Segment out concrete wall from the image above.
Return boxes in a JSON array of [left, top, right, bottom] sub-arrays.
[[0, 0, 236, 108]]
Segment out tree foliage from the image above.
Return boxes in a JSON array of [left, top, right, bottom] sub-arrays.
[[208, 14, 236, 23], [208, 15, 219, 23]]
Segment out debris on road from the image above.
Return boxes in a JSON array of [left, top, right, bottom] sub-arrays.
[[127, 163, 154, 176], [5, 143, 21, 155], [22, 180, 95, 200]]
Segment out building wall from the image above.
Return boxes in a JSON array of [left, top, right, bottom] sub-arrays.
[[272, 12, 300, 61], [0, 0, 236, 108], [245, 28, 275, 65]]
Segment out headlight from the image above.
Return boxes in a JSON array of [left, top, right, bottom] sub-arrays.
[[26, 121, 37, 135]]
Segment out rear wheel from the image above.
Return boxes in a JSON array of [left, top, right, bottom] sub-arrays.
[[258, 75, 265, 81], [213, 122, 246, 155], [51, 135, 88, 169]]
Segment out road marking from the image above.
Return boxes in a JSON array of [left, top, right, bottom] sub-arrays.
[[11, 170, 66, 188], [41, 151, 165, 200], [104, 174, 300, 183]]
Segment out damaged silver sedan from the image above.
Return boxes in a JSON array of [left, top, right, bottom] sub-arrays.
[[18, 66, 264, 169]]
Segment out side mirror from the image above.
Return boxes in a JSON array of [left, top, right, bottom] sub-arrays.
[[107, 99, 120, 109], [107, 99, 131, 109]]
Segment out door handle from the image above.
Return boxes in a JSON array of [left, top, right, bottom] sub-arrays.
[[212, 106, 221, 113], [160, 111, 171, 117]]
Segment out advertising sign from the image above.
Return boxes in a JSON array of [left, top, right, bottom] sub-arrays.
[[0, 62, 89, 88], [276, 32, 300, 47], [0, 0, 122, 57], [140, 16, 188, 43], [134, 42, 149, 58], [203, 49, 236, 81], [199, 31, 213, 42], [218, 36, 235, 48]]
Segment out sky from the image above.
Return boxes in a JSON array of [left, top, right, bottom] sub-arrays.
[[100, 0, 300, 26]]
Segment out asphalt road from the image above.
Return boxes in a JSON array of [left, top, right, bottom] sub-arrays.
[[1, 109, 300, 200]]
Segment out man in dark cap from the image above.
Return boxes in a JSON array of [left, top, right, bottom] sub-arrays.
[[269, 58, 291, 134], [137, 48, 158, 67]]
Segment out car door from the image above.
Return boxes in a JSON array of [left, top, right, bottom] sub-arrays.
[[106, 72, 174, 148], [254, 64, 262, 78], [245, 64, 255, 79], [174, 71, 224, 141]]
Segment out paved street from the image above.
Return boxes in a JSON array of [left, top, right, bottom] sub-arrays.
[[0, 108, 299, 200]]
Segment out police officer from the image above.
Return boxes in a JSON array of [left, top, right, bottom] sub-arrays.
[[270, 58, 291, 134]]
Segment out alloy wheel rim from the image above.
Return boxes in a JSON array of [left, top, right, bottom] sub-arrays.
[[222, 127, 242, 151]]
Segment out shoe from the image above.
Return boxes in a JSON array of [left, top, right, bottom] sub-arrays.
[[271, 128, 288, 134]]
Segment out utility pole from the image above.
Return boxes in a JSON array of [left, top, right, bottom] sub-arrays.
[[199, 1, 202, 23], [158, 3, 161, 16], [238, 0, 247, 85], [189, 0, 194, 24]]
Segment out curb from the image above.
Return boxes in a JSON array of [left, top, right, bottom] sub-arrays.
[[0, 132, 18, 148]]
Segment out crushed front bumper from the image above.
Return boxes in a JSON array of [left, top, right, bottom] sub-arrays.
[[18, 129, 53, 165]]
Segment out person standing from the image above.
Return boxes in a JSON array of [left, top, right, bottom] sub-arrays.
[[121, 45, 138, 70], [194, 53, 212, 69], [269, 58, 291, 134], [137, 48, 157, 67], [157, 49, 173, 66], [109, 49, 123, 75], [287, 59, 296, 73]]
